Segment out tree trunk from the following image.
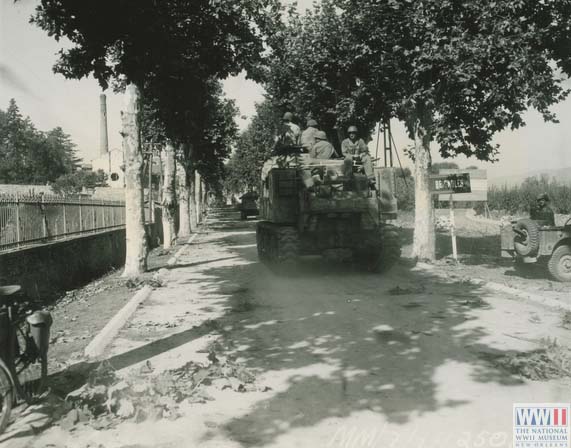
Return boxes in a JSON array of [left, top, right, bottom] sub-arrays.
[[161, 141, 176, 249], [195, 171, 202, 224], [201, 181, 208, 219], [177, 162, 191, 238], [121, 83, 148, 277], [412, 121, 435, 261], [189, 169, 198, 231]]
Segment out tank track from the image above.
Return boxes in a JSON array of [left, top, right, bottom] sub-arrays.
[[354, 223, 401, 273], [376, 224, 401, 272], [256, 222, 299, 266]]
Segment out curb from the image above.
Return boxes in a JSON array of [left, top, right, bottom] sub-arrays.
[[167, 232, 199, 266], [415, 262, 571, 312], [85, 229, 203, 359], [84, 285, 153, 359]]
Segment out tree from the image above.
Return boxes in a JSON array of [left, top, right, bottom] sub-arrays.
[[331, 0, 571, 260], [31, 0, 281, 274], [265, 1, 378, 147], [225, 99, 281, 196], [51, 169, 107, 195], [0, 99, 80, 184], [161, 142, 177, 249], [121, 84, 148, 276]]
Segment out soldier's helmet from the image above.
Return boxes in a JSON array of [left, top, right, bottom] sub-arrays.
[[314, 131, 327, 141], [347, 125, 358, 134], [537, 193, 549, 201], [307, 119, 318, 127], [283, 112, 294, 121]]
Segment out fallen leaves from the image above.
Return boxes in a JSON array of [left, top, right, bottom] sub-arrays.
[[61, 353, 268, 432]]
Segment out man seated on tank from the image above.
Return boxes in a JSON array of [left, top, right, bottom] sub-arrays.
[[530, 193, 555, 226], [274, 112, 301, 154], [310, 131, 338, 159], [301, 119, 319, 153], [341, 125, 376, 190]]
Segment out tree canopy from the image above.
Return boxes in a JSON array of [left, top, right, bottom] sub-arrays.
[[335, 0, 571, 160], [224, 99, 281, 194], [264, 0, 377, 146], [0, 99, 80, 184]]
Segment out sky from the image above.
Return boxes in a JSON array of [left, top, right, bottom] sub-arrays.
[[1, 0, 571, 181]]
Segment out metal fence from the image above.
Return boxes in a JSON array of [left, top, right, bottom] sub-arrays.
[[0, 194, 126, 252]]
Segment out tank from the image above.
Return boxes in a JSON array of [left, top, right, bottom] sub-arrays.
[[256, 153, 401, 272]]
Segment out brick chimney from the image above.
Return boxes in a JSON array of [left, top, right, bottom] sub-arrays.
[[99, 93, 109, 155]]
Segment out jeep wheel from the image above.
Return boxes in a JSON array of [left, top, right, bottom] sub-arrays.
[[513, 219, 540, 257], [548, 245, 571, 282]]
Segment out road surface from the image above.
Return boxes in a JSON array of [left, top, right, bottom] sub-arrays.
[[17, 207, 571, 448]]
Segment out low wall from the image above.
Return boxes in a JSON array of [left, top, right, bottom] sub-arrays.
[[0, 222, 161, 299]]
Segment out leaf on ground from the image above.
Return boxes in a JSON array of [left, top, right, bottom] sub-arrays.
[[116, 398, 135, 418]]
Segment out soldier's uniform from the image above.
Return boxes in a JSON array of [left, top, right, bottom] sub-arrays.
[[530, 194, 555, 226], [341, 137, 374, 179], [301, 126, 318, 152], [310, 140, 336, 159]]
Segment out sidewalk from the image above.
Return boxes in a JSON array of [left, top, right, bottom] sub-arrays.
[[30, 210, 267, 447]]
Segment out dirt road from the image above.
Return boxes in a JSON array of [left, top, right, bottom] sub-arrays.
[[18, 207, 571, 448]]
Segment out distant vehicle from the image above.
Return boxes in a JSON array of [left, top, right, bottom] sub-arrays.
[[256, 151, 401, 272], [501, 217, 571, 282], [238, 191, 259, 220]]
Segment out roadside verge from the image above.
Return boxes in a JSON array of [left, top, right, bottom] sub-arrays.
[[84, 232, 200, 360]]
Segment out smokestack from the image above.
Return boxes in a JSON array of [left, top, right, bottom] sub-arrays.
[[99, 93, 109, 155]]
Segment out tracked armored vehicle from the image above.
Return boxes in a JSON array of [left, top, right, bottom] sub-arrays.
[[256, 153, 401, 272]]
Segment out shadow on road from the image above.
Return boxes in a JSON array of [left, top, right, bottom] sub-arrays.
[[191, 208, 526, 446], [42, 207, 532, 447]]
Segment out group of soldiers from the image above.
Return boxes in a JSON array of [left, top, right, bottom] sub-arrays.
[[276, 112, 376, 189]]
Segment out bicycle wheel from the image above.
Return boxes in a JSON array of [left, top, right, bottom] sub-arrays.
[[0, 358, 14, 434], [13, 321, 47, 404]]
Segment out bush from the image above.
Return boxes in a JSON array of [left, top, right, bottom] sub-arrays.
[[395, 171, 414, 211], [488, 175, 571, 214]]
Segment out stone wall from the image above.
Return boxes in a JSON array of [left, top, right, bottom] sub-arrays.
[[0, 222, 161, 300]]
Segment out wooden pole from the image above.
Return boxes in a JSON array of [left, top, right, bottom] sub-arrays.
[[449, 193, 458, 262], [41, 195, 47, 238], [62, 202, 67, 235], [15, 198, 21, 246], [79, 197, 83, 232], [148, 148, 154, 223]]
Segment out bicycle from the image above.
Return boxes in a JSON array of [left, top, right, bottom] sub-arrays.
[[0, 285, 53, 434]]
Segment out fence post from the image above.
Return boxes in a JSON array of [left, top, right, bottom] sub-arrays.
[[79, 197, 83, 232], [102, 201, 107, 228], [62, 201, 67, 234], [15, 197, 21, 247], [92, 201, 96, 231], [41, 195, 47, 239]]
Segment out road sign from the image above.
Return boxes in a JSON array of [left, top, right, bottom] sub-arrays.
[[438, 169, 487, 202], [429, 172, 471, 195]]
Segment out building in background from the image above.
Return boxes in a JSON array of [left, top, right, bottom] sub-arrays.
[[90, 93, 125, 189]]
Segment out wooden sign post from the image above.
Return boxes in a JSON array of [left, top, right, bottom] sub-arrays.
[[429, 173, 472, 262]]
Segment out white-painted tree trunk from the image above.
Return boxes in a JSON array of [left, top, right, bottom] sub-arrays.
[[161, 141, 176, 249], [177, 162, 191, 238], [195, 171, 202, 224], [121, 83, 148, 277], [201, 180, 208, 220], [189, 169, 198, 231], [412, 122, 435, 261]]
